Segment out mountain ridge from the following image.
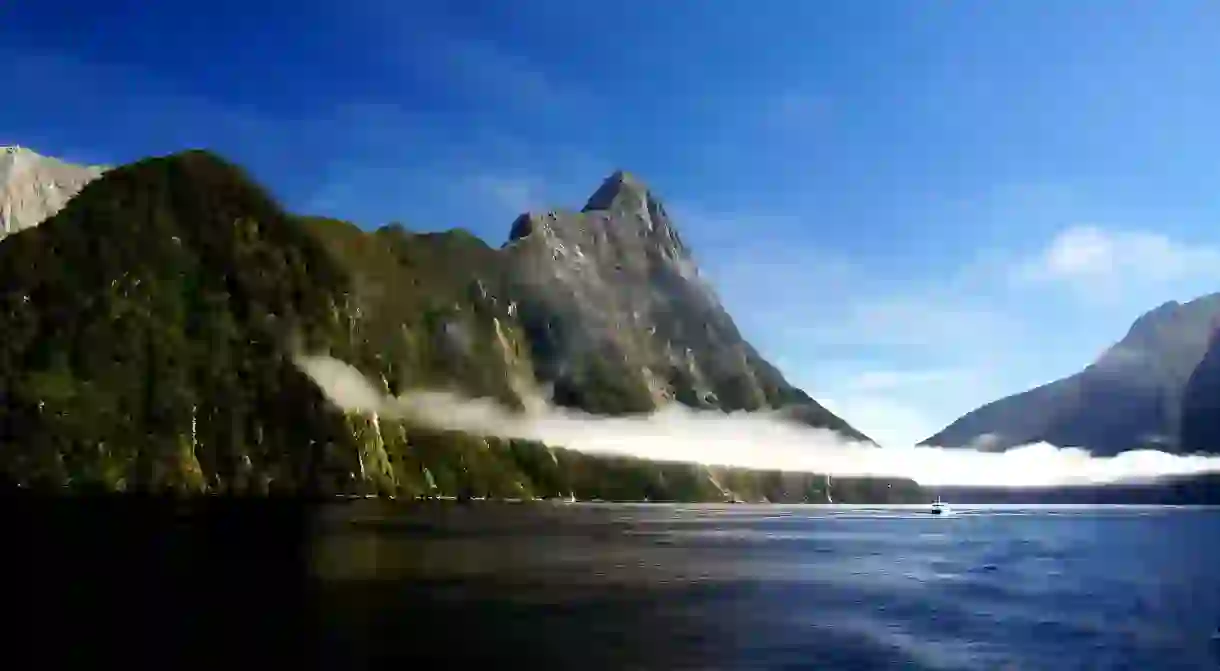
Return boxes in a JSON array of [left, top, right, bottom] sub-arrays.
[[0, 148, 905, 501]]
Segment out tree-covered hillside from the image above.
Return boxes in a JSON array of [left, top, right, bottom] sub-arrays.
[[0, 151, 362, 492]]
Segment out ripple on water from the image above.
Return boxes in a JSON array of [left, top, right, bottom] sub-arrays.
[[312, 504, 1220, 669]]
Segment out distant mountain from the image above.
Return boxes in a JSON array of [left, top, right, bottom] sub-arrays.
[[0, 146, 105, 239], [0, 149, 912, 502], [922, 294, 1220, 456]]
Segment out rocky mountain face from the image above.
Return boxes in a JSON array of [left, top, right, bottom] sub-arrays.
[[0, 146, 105, 239], [502, 170, 868, 439], [0, 149, 914, 502], [923, 293, 1220, 456]]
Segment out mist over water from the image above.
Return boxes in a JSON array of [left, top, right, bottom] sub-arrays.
[[296, 355, 1220, 488]]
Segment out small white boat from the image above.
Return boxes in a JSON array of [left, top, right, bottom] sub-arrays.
[[930, 496, 952, 515]]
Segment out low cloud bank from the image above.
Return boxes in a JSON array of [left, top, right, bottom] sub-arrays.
[[296, 355, 1220, 488]]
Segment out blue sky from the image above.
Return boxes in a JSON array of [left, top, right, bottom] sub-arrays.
[[5, 1, 1220, 446]]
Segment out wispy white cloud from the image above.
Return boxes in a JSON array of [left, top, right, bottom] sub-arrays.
[[656, 203, 1037, 445], [673, 201, 1029, 355], [664, 203, 1185, 447], [819, 394, 940, 450], [735, 221, 1220, 446], [297, 354, 1220, 487], [1013, 225, 1220, 299]]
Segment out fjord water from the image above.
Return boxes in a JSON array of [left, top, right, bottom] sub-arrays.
[[13, 500, 1218, 669], [310, 503, 1220, 670]]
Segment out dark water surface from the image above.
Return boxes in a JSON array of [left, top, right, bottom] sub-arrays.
[[308, 503, 1220, 670], [10, 500, 1220, 669]]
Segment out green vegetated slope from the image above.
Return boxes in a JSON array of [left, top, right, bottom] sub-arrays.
[[0, 149, 922, 502], [0, 151, 361, 493]]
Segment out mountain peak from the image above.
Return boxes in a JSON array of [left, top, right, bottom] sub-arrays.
[[1123, 293, 1220, 343], [1, 145, 39, 156], [1135, 298, 1183, 323], [606, 168, 643, 187], [582, 169, 653, 213], [1, 146, 38, 173], [1, 146, 73, 168], [506, 169, 677, 247]]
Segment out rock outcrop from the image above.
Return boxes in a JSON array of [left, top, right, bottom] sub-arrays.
[[0, 146, 105, 239]]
